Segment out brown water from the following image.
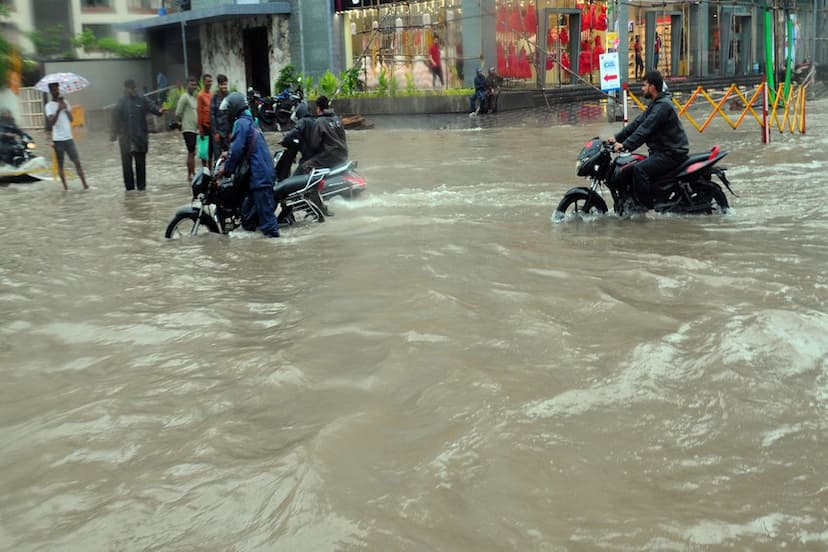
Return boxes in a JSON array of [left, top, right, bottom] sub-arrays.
[[1, 101, 827, 550]]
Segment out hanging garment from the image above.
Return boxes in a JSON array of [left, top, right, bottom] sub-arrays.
[[580, 4, 592, 31], [524, 3, 537, 33], [509, 6, 523, 33], [559, 27, 569, 45], [578, 39, 593, 74], [592, 35, 605, 71], [497, 6, 508, 33], [594, 5, 608, 31]]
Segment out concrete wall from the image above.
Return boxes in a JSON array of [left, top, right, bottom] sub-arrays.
[[44, 58, 153, 109], [199, 15, 290, 94], [291, 0, 333, 79]]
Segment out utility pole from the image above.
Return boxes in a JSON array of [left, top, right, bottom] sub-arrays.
[[178, 0, 188, 78]]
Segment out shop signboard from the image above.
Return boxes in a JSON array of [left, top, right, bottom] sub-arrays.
[[606, 32, 619, 51], [599, 52, 621, 92]]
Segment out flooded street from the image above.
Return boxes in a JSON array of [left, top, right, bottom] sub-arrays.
[[1, 99, 827, 550]]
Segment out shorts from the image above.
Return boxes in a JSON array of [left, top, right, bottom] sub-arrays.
[[182, 131, 196, 153], [53, 139, 80, 170]]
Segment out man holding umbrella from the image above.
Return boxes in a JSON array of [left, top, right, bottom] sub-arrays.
[[45, 81, 89, 190]]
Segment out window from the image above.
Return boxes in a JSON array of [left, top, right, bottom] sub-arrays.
[[81, 0, 112, 8], [127, 0, 160, 10]]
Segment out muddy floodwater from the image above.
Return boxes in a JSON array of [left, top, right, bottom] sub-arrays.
[[1, 99, 827, 550]]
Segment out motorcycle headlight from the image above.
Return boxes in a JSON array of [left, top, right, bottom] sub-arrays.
[[26, 142, 36, 150]]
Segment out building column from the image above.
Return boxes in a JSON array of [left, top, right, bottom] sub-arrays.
[[461, 0, 496, 88], [693, 2, 709, 76]]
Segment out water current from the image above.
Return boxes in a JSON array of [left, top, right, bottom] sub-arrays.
[[1, 99, 827, 550]]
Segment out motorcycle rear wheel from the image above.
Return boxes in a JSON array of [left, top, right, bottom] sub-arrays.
[[694, 180, 730, 214], [553, 189, 609, 221], [165, 212, 204, 239]]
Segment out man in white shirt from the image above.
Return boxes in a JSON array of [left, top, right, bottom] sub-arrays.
[[45, 81, 88, 190]]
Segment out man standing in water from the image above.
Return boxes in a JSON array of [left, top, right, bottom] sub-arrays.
[[210, 74, 230, 156], [197, 73, 213, 167], [45, 82, 88, 190], [110, 79, 166, 191], [175, 76, 199, 182], [606, 70, 688, 209]]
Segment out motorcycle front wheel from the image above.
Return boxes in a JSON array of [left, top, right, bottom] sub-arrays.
[[165, 212, 215, 239], [553, 188, 609, 222]]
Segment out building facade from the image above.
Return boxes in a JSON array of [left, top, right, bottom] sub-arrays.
[[3, 0, 160, 57]]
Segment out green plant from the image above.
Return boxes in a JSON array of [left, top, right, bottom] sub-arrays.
[[377, 68, 389, 97], [318, 70, 338, 97], [72, 29, 146, 58], [275, 64, 299, 93], [302, 75, 317, 99], [29, 24, 71, 58], [388, 70, 398, 97], [405, 71, 416, 95], [339, 66, 361, 96], [163, 85, 185, 111]]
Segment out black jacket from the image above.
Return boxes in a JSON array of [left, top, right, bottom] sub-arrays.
[[304, 110, 348, 169], [279, 103, 316, 162], [210, 93, 229, 139], [615, 93, 689, 159], [111, 94, 163, 153]]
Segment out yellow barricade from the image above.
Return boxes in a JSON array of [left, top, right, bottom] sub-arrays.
[[626, 82, 807, 139]]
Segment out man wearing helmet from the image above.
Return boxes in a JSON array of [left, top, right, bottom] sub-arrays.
[[217, 92, 280, 238]]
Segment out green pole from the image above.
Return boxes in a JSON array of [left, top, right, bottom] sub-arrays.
[[764, 5, 776, 103], [782, 12, 794, 101]]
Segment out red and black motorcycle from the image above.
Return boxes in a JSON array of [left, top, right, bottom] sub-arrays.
[[553, 137, 735, 221]]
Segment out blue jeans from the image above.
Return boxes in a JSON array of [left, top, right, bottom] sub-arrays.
[[470, 91, 487, 112], [251, 187, 280, 237]]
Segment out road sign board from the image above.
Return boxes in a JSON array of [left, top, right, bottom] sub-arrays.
[[599, 52, 621, 92]]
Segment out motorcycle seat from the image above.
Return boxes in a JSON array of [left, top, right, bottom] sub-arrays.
[[273, 174, 311, 200]]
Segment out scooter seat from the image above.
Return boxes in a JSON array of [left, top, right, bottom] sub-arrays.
[[327, 160, 356, 176]]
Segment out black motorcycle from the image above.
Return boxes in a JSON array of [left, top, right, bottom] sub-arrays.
[[553, 137, 734, 221], [165, 159, 330, 239], [273, 148, 366, 202], [0, 130, 48, 184]]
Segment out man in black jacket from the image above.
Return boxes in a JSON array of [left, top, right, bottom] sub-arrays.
[[607, 71, 688, 208], [276, 101, 316, 180], [110, 79, 166, 190], [299, 96, 347, 173]]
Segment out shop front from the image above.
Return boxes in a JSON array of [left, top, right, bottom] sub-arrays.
[[337, 0, 464, 90]]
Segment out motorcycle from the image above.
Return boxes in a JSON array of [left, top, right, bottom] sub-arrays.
[[0, 131, 49, 184], [165, 158, 331, 239], [553, 137, 734, 221], [273, 148, 366, 202], [247, 84, 304, 132]]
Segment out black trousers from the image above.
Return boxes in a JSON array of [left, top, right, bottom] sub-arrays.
[[119, 143, 146, 190], [632, 152, 683, 208]]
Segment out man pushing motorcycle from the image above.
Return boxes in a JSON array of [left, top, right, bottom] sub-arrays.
[[216, 92, 280, 238], [606, 70, 688, 209]]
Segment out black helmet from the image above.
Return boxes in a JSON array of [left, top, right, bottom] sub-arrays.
[[219, 91, 248, 121]]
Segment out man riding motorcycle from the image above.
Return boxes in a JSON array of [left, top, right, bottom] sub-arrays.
[[217, 92, 280, 238], [298, 96, 348, 174], [0, 108, 29, 166], [276, 101, 316, 181], [606, 70, 688, 209]]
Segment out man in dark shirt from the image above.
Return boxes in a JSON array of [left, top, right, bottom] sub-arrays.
[[299, 96, 347, 173], [607, 70, 688, 209], [110, 79, 167, 191], [210, 74, 230, 155]]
